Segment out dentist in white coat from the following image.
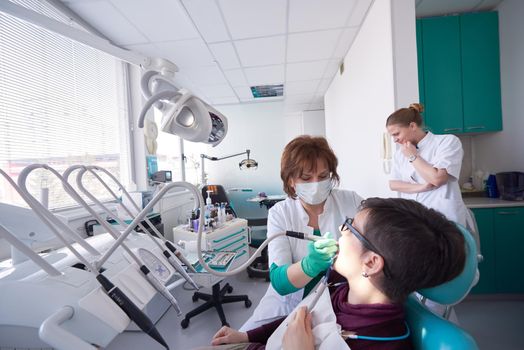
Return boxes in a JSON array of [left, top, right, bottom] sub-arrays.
[[240, 135, 363, 331], [386, 103, 469, 227]]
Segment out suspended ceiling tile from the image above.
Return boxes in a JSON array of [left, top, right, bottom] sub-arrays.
[[211, 96, 240, 105], [244, 65, 285, 85], [347, 0, 373, 27], [288, 0, 357, 33], [218, 0, 287, 40], [110, 0, 199, 42], [285, 94, 313, 105], [286, 61, 328, 82], [66, 1, 148, 46], [323, 59, 342, 80], [235, 36, 286, 67], [287, 30, 342, 62], [473, 0, 504, 12], [125, 43, 163, 60], [416, 0, 480, 17], [224, 69, 248, 87], [317, 78, 334, 95], [308, 101, 324, 110], [184, 65, 228, 86], [155, 39, 215, 69], [209, 42, 241, 70], [332, 27, 358, 58], [199, 84, 236, 98], [285, 80, 320, 96], [181, 0, 231, 43], [233, 86, 254, 100]]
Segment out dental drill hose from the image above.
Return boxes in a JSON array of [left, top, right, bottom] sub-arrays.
[[96, 274, 169, 350], [165, 240, 197, 273], [285, 230, 321, 242], [141, 266, 182, 316], [163, 251, 200, 290]]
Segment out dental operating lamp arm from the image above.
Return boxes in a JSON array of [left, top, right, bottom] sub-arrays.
[[201, 150, 251, 161], [0, 1, 168, 70], [201, 150, 255, 185]]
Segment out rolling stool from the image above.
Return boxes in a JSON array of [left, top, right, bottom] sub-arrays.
[[181, 281, 252, 329], [246, 219, 269, 281]]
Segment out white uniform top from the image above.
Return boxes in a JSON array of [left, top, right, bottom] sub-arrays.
[[390, 131, 468, 226], [239, 189, 363, 331]]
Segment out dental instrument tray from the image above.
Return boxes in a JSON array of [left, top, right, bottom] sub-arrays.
[[192, 251, 237, 272]]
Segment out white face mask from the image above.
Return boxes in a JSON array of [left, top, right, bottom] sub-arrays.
[[295, 178, 332, 205]]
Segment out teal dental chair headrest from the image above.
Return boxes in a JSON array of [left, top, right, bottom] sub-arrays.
[[417, 223, 478, 305]]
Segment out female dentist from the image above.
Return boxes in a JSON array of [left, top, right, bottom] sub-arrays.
[[386, 103, 469, 227], [240, 135, 363, 331]]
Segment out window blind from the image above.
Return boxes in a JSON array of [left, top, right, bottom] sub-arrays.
[[0, 0, 130, 209]]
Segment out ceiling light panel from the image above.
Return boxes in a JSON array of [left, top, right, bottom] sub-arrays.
[[66, 1, 148, 46], [156, 39, 216, 69], [181, 0, 231, 43], [224, 69, 248, 87], [244, 65, 285, 85], [218, 0, 287, 39], [288, 0, 357, 32], [184, 65, 228, 86], [286, 61, 328, 82], [209, 42, 241, 70], [110, 0, 199, 42], [287, 30, 342, 62], [235, 36, 286, 67], [347, 0, 373, 27]]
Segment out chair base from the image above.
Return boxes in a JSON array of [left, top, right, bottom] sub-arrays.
[[247, 246, 269, 281], [180, 282, 252, 329]]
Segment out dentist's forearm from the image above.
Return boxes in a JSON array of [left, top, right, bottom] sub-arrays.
[[287, 262, 314, 289], [389, 180, 435, 193]]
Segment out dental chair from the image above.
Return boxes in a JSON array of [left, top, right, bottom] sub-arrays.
[[405, 224, 480, 350]]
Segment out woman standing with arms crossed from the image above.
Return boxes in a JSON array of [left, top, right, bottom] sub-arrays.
[[386, 103, 469, 227], [240, 135, 363, 331]]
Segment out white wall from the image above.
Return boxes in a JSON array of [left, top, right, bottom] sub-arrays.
[[473, 0, 524, 173], [324, 0, 418, 198], [203, 102, 289, 218]]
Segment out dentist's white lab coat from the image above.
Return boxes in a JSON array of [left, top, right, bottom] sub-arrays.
[[239, 189, 362, 331], [390, 131, 469, 226]]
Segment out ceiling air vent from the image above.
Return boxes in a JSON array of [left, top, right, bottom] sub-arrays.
[[250, 84, 284, 98]]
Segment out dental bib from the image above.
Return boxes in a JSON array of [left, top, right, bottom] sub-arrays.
[[265, 285, 349, 350]]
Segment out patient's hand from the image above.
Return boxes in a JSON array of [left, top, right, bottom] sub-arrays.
[[211, 326, 248, 345], [282, 306, 314, 350]]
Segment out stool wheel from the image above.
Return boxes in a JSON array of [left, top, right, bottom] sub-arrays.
[[192, 294, 199, 302], [245, 299, 252, 308], [181, 318, 190, 329], [227, 285, 233, 293]]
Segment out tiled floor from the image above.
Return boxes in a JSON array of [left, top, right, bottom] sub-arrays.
[[107, 274, 524, 350]]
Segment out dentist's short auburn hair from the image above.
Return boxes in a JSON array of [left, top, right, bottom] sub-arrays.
[[280, 135, 340, 198]]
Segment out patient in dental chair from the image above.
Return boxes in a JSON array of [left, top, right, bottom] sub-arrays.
[[208, 198, 466, 350]]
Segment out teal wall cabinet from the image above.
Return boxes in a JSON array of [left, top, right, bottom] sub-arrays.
[[471, 207, 524, 294], [417, 12, 502, 134]]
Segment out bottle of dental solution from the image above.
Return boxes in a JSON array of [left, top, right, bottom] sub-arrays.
[[220, 203, 227, 223], [205, 190, 213, 229]]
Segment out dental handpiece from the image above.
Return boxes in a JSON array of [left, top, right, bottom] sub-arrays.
[[141, 266, 182, 316], [162, 250, 200, 290], [165, 240, 198, 273], [285, 230, 322, 242], [96, 274, 169, 350]]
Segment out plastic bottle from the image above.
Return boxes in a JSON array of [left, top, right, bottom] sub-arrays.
[[485, 174, 499, 198], [221, 203, 227, 223], [205, 190, 213, 228]]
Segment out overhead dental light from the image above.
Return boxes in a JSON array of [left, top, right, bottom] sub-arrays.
[[137, 88, 228, 146], [200, 150, 258, 186]]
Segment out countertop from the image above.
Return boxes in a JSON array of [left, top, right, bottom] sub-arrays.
[[463, 197, 524, 208]]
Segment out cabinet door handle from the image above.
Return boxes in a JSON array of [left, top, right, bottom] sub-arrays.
[[496, 211, 518, 215], [466, 125, 486, 130], [444, 128, 461, 132]]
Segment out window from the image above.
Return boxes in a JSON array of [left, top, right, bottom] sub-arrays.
[[0, 0, 130, 209], [153, 109, 183, 182]]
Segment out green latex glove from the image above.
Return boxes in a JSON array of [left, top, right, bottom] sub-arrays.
[[300, 232, 338, 277]]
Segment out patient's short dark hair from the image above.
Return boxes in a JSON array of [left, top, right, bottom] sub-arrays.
[[359, 198, 466, 303]]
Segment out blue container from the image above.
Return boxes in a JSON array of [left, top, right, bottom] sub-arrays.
[[486, 174, 499, 198]]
